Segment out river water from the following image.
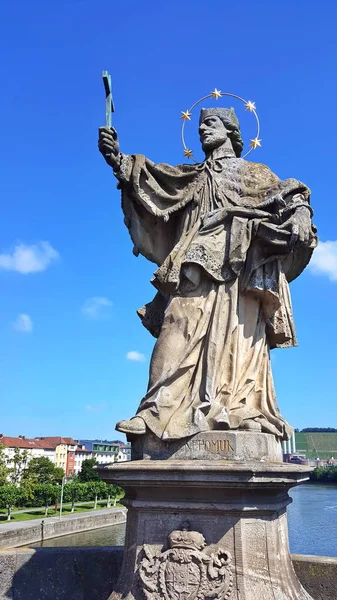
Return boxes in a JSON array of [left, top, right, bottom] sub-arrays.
[[32, 484, 337, 557], [287, 483, 337, 557]]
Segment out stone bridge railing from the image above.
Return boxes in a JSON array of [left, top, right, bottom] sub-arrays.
[[0, 547, 336, 600]]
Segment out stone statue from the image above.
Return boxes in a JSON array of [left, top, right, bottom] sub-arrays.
[[98, 107, 316, 443]]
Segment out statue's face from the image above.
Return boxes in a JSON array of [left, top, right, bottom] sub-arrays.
[[199, 115, 229, 152]]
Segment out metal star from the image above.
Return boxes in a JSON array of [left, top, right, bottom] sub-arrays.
[[181, 110, 192, 121], [249, 137, 262, 149], [245, 101, 256, 112], [211, 88, 222, 100], [184, 148, 193, 158]]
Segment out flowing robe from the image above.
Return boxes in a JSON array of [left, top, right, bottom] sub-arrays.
[[115, 151, 316, 441]]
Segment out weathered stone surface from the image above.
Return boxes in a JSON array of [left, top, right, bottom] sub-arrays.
[[99, 459, 314, 599], [0, 547, 336, 600], [0, 547, 123, 600], [99, 457, 311, 487], [0, 550, 16, 598], [131, 430, 283, 462], [293, 554, 337, 600], [0, 547, 337, 600]]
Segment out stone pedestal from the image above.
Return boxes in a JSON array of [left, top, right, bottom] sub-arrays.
[[131, 430, 283, 462], [99, 432, 313, 600]]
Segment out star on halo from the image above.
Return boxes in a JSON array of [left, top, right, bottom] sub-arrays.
[[181, 110, 192, 121], [245, 100, 256, 112], [249, 137, 262, 149], [210, 88, 222, 100], [184, 148, 193, 158]]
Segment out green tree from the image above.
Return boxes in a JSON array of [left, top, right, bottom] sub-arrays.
[[22, 457, 64, 485], [85, 481, 107, 509], [301, 428, 337, 433], [78, 458, 99, 482], [326, 466, 337, 481], [8, 448, 29, 484], [53, 467, 66, 484], [33, 483, 59, 516], [0, 444, 8, 486], [18, 478, 35, 507], [106, 483, 113, 508], [107, 483, 123, 507], [65, 481, 83, 512], [0, 484, 27, 521]]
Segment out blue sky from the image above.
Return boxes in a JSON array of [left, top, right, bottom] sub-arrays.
[[0, 0, 336, 439]]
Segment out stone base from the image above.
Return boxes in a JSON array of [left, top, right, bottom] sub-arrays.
[[99, 459, 314, 600], [131, 430, 283, 462]]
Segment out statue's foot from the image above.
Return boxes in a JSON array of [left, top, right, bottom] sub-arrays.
[[116, 416, 146, 435], [239, 419, 262, 432]]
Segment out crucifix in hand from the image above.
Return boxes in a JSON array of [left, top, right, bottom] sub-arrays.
[[99, 71, 120, 172], [102, 70, 115, 127], [102, 70, 116, 161]]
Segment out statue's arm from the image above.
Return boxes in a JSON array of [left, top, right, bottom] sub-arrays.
[[277, 193, 315, 247], [98, 126, 199, 222], [99, 126, 151, 187], [255, 187, 316, 252]]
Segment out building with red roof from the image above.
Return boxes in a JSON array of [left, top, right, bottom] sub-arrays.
[[0, 434, 92, 478], [0, 434, 57, 475]]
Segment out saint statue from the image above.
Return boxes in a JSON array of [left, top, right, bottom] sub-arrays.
[[98, 104, 316, 442]]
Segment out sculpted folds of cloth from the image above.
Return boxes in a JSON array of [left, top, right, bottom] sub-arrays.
[[98, 107, 317, 442]]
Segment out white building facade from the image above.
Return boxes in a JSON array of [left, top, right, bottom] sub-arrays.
[[74, 447, 93, 475], [0, 435, 56, 477]]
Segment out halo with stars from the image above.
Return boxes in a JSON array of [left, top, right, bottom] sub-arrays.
[[181, 89, 261, 162]]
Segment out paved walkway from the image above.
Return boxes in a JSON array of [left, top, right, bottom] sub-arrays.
[[0, 506, 126, 533], [2, 500, 117, 516]]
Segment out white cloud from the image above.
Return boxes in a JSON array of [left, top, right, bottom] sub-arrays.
[[86, 402, 108, 413], [13, 314, 33, 333], [0, 241, 59, 274], [82, 297, 112, 319], [309, 240, 337, 282], [127, 351, 146, 362]]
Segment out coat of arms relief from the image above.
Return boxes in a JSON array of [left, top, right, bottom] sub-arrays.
[[138, 523, 233, 600]]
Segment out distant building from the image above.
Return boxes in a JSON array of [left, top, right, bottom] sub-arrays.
[[282, 432, 337, 466], [36, 437, 79, 476], [77, 439, 130, 464], [74, 445, 92, 475], [115, 441, 131, 461], [0, 434, 129, 479]]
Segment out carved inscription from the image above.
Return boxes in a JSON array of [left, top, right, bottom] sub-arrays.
[[183, 438, 234, 454]]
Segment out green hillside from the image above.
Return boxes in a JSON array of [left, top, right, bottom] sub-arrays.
[[295, 433, 337, 459]]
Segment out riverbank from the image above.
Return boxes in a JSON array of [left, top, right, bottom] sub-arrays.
[[0, 507, 126, 549]]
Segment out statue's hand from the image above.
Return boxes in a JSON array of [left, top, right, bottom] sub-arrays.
[[98, 126, 120, 170], [278, 206, 313, 247]]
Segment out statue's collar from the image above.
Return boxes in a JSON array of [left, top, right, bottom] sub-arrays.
[[200, 148, 237, 172], [208, 147, 236, 161]]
